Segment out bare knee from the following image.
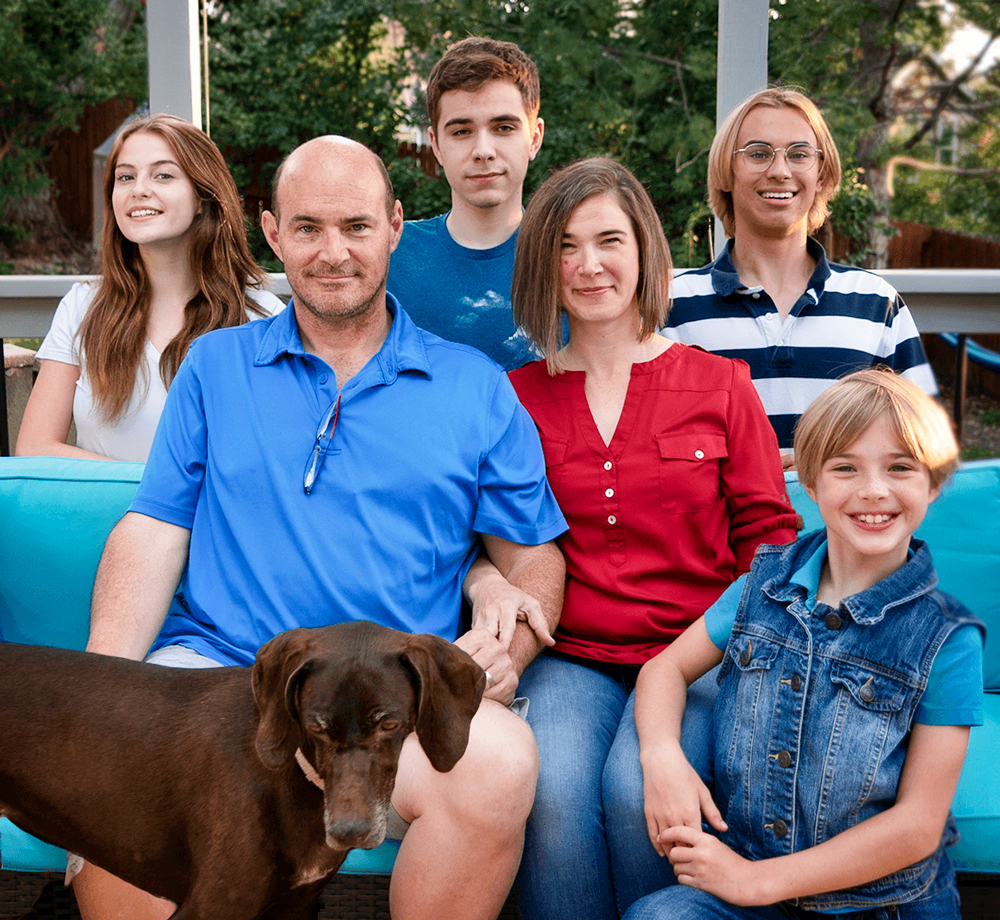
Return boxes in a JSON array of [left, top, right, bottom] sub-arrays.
[[465, 701, 539, 822], [73, 863, 174, 920], [395, 700, 538, 832]]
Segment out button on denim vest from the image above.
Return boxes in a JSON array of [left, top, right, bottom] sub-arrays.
[[715, 531, 982, 912]]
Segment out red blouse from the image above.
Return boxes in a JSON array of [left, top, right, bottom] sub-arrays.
[[509, 344, 797, 665]]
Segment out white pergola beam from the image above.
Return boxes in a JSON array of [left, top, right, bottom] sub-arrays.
[[146, 0, 201, 127], [715, 0, 770, 254]]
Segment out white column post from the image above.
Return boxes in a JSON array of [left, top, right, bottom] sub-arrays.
[[715, 0, 769, 255], [146, 0, 202, 128]]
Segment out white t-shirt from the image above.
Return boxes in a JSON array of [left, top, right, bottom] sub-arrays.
[[35, 281, 285, 461]]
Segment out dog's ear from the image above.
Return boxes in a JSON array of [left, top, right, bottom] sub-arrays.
[[400, 635, 486, 773], [252, 629, 312, 770]]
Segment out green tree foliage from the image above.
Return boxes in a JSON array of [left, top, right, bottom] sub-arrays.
[[8, 0, 999, 271], [765, 0, 1000, 266], [381, 0, 723, 265], [0, 0, 146, 260], [206, 0, 425, 265]]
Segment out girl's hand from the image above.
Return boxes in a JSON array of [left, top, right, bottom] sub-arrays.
[[660, 825, 764, 907], [642, 743, 727, 855]]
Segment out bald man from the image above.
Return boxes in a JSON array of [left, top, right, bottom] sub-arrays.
[[76, 136, 566, 920]]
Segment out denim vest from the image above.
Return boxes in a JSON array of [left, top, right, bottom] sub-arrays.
[[715, 530, 983, 912]]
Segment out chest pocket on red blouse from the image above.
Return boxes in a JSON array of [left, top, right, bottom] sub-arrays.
[[655, 432, 728, 513], [538, 434, 569, 491]]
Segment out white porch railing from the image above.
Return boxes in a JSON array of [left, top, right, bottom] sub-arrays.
[[4, 269, 1000, 454], [3, 270, 1000, 338]]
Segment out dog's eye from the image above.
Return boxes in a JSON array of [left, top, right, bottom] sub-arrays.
[[378, 719, 402, 733]]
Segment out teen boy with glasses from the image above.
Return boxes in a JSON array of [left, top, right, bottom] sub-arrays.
[[664, 87, 936, 467]]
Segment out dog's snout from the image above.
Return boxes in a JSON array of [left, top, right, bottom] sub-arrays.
[[326, 816, 378, 848]]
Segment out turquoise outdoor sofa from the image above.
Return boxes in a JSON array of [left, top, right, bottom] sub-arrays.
[[1, 455, 997, 877]]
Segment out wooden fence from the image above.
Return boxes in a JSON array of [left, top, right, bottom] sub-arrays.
[[885, 222, 1000, 400], [48, 98, 136, 238]]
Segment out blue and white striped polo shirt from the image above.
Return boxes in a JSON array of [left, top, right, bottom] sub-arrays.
[[663, 238, 937, 449]]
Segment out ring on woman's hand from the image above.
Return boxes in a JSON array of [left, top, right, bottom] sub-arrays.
[[484, 670, 494, 686]]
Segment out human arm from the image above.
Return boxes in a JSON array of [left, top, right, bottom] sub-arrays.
[[87, 512, 191, 660], [463, 552, 556, 650], [659, 722, 969, 906], [722, 362, 799, 566], [14, 360, 113, 461], [885, 292, 939, 396], [455, 535, 564, 705], [634, 617, 727, 852]]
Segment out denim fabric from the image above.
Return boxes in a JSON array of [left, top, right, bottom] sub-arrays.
[[516, 653, 717, 920], [715, 532, 981, 912], [622, 853, 961, 920]]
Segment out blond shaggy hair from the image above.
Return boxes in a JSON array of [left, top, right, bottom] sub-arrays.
[[794, 368, 959, 492], [708, 87, 842, 239]]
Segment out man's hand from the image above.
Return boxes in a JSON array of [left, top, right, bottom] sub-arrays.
[[477, 535, 565, 678], [454, 627, 519, 706], [465, 557, 555, 649]]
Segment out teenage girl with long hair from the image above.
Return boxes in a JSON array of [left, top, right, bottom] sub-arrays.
[[17, 113, 283, 461]]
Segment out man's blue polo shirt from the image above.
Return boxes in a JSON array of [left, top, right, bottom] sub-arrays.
[[132, 296, 567, 667]]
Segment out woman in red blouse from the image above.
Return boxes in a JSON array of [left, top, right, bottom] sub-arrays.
[[507, 158, 798, 920]]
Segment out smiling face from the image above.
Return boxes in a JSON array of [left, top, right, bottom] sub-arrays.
[[730, 105, 820, 242], [806, 414, 940, 583], [262, 139, 402, 327], [111, 131, 201, 252], [430, 80, 543, 216], [558, 193, 641, 332]]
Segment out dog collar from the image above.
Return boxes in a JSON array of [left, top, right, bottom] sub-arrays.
[[295, 748, 325, 791]]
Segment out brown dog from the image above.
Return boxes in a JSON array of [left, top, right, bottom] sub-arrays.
[[0, 621, 486, 920]]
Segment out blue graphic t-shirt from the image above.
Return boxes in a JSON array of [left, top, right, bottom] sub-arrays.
[[387, 213, 538, 370]]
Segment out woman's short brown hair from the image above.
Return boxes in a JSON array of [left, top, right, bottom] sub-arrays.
[[708, 87, 842, 239], [793, 368, 959, 492], [512, 157, 672, 373]]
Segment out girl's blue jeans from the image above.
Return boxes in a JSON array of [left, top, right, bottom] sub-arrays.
[[516, 652, 718, 920], [622, 854, 961, 920]]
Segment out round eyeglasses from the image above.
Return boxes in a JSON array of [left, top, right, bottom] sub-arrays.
[[734, 143, 822, 173]]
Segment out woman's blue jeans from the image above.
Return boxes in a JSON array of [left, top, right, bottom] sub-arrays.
[[516, 652, 718, 920]]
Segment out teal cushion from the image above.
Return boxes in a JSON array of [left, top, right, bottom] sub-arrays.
[[0, 457, 143, 872], [0, 818, 67, 872], [951, 692, 1000, 873], [0, 457, 400, 875], [340, 840, 401, 874], [0, 457, 143, 649]]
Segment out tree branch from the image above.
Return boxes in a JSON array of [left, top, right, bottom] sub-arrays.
[[904, 29, 1000, 150], [886, 155, 1000, 195]]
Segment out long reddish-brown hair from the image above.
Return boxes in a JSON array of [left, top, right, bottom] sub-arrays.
[[80, 113, 268, 421]]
